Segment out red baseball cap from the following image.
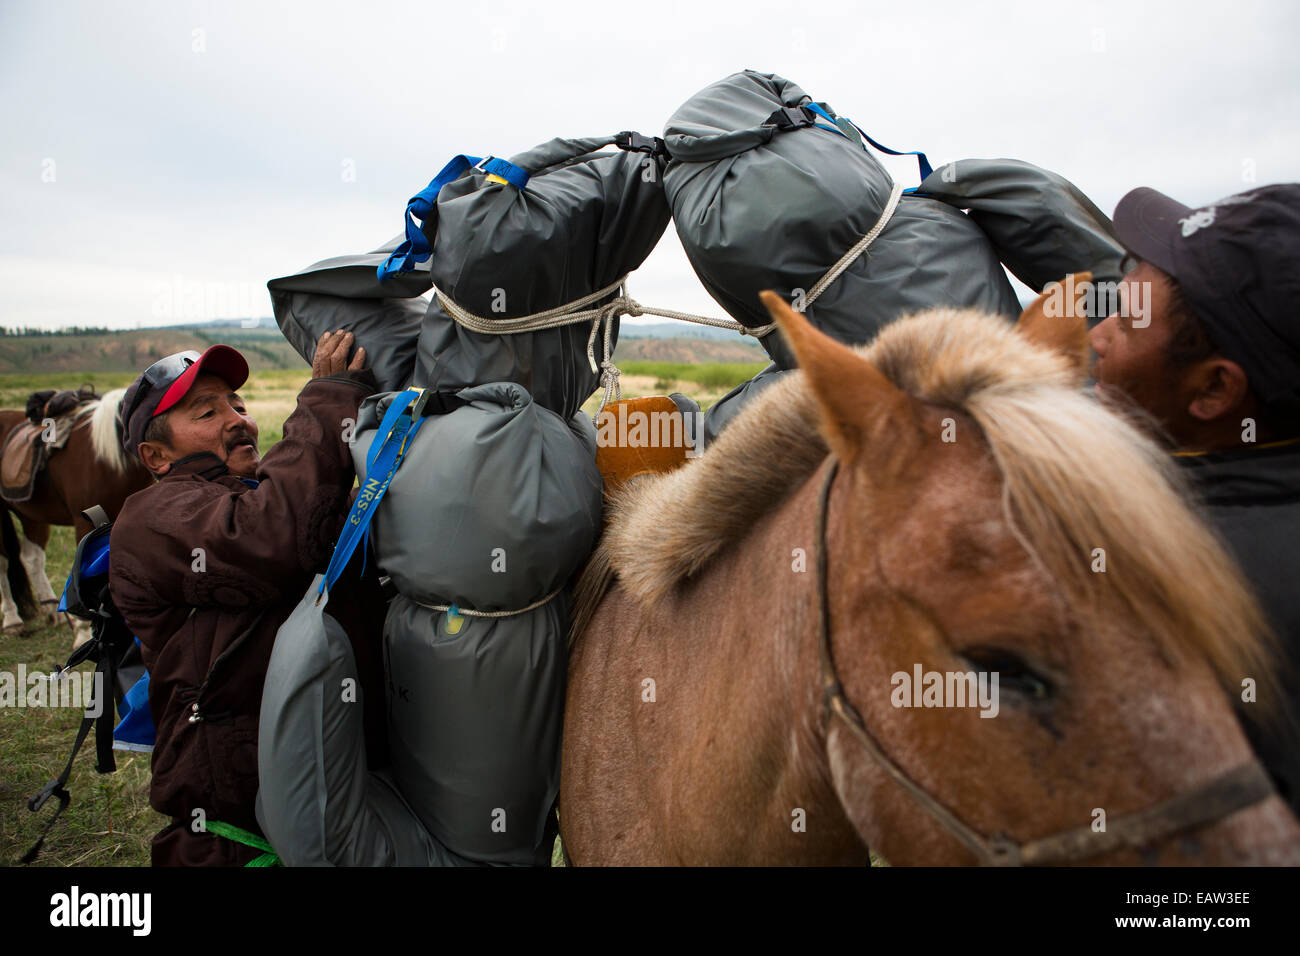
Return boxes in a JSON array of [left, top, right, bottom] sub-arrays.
[[120, 345, 250, 459], [152, 345, 249, 416]]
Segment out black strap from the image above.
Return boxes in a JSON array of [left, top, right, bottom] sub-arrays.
[[22, 640, 117, 863], [95, 648, 119, 774], [81, 504, 110, 529], [765, 106, 816, 131]]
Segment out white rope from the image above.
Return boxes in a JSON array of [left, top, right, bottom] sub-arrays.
[[413, 583, 565, 619], [436, 280, 764, 412], [435, 278, 769, 341], [431, 182, 906, 412], [804, 181, 905, 309]]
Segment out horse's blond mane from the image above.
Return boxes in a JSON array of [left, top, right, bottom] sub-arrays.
[[596, 308, 1275, 706], [89, 388, 132, 474]]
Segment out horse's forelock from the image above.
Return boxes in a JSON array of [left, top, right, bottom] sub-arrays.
[[968, 382, 1278, 717]]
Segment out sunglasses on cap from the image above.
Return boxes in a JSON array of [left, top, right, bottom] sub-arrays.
[[122, 350, 202, 428]]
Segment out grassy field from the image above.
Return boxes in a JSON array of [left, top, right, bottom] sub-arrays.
[[0, 359, 763, 867]]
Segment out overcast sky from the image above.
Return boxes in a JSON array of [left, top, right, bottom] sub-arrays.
[[2, 0, 1296, 330]]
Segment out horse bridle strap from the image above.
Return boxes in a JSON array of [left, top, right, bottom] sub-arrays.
[[813, 458, 1277, 866]]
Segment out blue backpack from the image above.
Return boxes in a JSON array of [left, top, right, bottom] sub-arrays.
[[54, 523, 154, 751]]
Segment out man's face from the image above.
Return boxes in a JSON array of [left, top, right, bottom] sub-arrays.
[[1088, 261, 1191, 432], [141, 372, 260, 478]]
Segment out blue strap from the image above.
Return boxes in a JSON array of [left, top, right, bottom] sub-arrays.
[[366, 386, 420, 474], [377, 156, 480, 282], [377, 154, 529, 282], [480, 157, 529, 190], [804, 104, 933, 190], [320, 389, 429, 595]]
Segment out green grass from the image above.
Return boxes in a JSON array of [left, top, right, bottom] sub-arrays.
[[0, 524, 166, 866], [617, 360, 767, 391]]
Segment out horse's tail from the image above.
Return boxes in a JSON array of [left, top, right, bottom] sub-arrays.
[[89, 388, 131, 473], [0, 507, 39, 623]]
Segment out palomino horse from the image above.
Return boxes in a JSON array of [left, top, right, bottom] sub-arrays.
[[0, 388, 153, 643], [561, 289, 1300, 865]]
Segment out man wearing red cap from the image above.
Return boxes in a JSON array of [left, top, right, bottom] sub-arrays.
[[1090, 182, 1300, 818], [110, 330, 376, 866]]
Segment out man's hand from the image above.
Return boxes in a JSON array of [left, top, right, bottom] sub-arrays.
[[312, 329, 368, 379]]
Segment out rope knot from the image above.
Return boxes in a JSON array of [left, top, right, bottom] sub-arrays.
[[598, 358, 622, 409], [598, 294, 643, 321]]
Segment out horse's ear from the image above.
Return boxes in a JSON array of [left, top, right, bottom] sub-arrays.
[[760, 291, 921, 467], [1016, 271, 1091, 378]]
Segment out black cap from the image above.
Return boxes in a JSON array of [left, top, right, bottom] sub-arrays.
[[120, 346, 249, 461], [1113, 183, 1300, 404]]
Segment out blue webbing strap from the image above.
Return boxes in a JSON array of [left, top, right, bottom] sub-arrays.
[[804, 103, 933, 191], [377, 155, 529, 282], [481, 156, 530, 190], [377, 156, 479, 282], [365, 387, 420, 474], [319, 388, 431, 597]]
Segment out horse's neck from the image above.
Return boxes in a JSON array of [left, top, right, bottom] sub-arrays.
[[663, 460, 861, 858]]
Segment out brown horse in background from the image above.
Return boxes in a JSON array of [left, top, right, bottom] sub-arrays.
[[0, 388, 153, 644], [561, 290, 1300, 866]]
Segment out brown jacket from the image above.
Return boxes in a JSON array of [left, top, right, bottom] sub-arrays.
[[109, 369, 378, 866]]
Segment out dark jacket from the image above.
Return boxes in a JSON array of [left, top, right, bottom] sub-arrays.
[[1177, 437, 1300, 816], [109, 369, 379, 866]]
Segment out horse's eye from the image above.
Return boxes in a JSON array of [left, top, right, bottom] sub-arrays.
[[960, 646, 1053, 701]]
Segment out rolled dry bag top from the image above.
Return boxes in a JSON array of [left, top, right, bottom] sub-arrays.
[[268, 234, 432, 392], [663, 70, 1020, 369], [915, 157, 1126, 293], [381, 135, 672, 420]]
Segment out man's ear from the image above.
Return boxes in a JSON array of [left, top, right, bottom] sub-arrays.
[[1186, 357, 1251, 422], [760, 290, 923, 470], [137, 441, 172, 477], [1016, 271, 1091, 378]]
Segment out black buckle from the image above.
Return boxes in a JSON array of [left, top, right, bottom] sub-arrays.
[[765, 106, 815, 131], [28, 780, 66, 814], [416, 390, 471, 418], [614, 131, 667, 156]]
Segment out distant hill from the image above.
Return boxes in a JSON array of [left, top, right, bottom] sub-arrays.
[[169, 316, 281, 331], [0, 328, 303, 374], [619, 321, 756, 341], [0, 323, 761, 375]]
